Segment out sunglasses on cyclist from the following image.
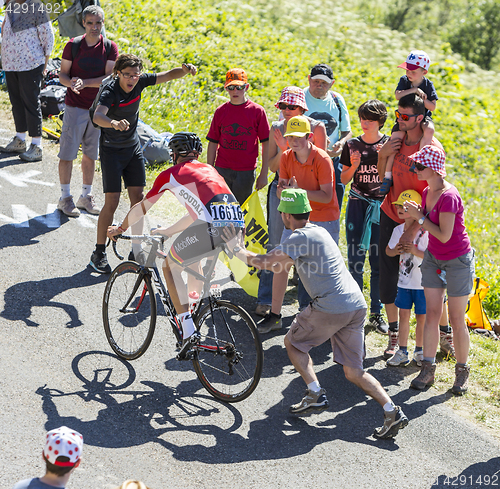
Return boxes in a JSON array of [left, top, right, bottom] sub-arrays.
[[278, 103, 299, 111], [413, 161, 427, 171], [226, 84, 247, 91], [395, 110, 419, 121]]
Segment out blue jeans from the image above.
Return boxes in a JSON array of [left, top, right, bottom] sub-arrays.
[[333, 156, 345, 213], [257, 178, 284, 306], [282, 220, 340, 310], [345, 198, 381, 314]]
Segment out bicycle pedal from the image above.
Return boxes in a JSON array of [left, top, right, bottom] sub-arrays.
[[176, 349, 195, 361]]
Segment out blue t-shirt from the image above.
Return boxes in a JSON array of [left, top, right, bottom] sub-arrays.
[[303, 88, 351, 151], [396, 76, 438, 119]]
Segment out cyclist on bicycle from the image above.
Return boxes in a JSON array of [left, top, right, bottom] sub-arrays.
[[107, 132, 244, 342]]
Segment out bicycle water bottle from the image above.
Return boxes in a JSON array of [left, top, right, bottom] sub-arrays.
[[189, 291, 200, 314], [437, 269, 447, 284]]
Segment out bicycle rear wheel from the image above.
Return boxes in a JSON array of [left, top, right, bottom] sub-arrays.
[[103, 261, 156, 360], [193, 300, 263, 402]]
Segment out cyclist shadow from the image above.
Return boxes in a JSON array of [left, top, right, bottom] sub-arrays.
[[1, 269, 107, 327], [36, 351, 245, 450], [0, 214, 66, 250]]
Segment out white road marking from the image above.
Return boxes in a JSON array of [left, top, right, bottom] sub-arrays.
[[0, 169, 55, 187], [0, 204, 97, 228]]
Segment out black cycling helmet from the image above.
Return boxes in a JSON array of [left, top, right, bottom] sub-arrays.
[[168, 132, 203, 158]]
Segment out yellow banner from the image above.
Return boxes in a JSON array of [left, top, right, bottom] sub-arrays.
[[223, 190, 268, 297]]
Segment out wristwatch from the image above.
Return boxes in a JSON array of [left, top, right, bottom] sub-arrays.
[[232, 246, 241, 254], [418, 215, 426, 225]]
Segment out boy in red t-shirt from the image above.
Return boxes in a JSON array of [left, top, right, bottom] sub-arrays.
[[206, 68, 270, 205]]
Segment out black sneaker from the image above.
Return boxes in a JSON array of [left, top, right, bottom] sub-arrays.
[[373, 406, 409, 439], [89, 250, 111, 274], [257, 312, 282, 334], [289, 388, 329, 415], [367, 313, 389, 334]]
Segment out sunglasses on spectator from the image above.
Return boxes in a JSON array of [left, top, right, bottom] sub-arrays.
[[395, 110, 419, 121], [226, 85, 247, 91], [278, 103, 299, 111], [120, 71, 142, 80], [413, 161, 427, 171]]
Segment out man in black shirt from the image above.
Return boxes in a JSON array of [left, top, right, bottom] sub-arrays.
[[90, 53, 197, 273]]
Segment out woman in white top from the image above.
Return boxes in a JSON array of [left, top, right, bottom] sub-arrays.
[[0, 0, 54, 162]]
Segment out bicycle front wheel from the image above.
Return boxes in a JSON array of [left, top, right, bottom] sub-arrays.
[[193, 300, 263, 402], [103, 261, 156, 360]]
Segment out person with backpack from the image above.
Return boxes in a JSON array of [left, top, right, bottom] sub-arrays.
[[303, 64, 352, 212], [90, 53, 197, 273], [57, 5, 118, 217]]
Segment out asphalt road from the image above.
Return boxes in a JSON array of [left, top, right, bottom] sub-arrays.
[[1, 119, 499, 489]]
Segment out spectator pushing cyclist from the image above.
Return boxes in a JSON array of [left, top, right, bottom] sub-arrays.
[[107, 132, 244, 343]]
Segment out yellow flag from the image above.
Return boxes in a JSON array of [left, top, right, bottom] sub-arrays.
[[223, 190, 268, 297]]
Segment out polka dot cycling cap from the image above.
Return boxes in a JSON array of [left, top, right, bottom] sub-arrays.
[[44, 426, 83, 466]]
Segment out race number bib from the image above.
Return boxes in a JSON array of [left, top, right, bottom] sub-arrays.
[[210, 201, 244, 228]]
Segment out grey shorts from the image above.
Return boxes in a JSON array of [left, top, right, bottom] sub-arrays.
[[286, 305, 367, 370], [58, 105, 100, 161], [421, 249, 475, 297]]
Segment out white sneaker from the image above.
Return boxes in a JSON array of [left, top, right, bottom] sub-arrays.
[[386, 349, 410, 367]]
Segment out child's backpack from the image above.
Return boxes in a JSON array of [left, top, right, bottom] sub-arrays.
[[89, 75, 116, 128], [465, 278, 492, 330]]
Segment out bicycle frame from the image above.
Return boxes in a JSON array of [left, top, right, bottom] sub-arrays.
[[112, 234, 233, 349]]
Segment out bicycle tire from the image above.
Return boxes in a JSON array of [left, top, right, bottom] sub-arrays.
[[103, 261, 157, 360], [192, 300, 263, 403]]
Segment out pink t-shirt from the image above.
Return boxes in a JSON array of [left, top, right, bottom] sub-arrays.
[[206, 100, 270, 171], [422, 185, 471, 260]]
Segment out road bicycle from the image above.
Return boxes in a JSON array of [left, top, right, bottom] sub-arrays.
[[102, 233, 263, 403]]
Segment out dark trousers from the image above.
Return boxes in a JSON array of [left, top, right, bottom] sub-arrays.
[[345, 198, 381, 314], [5, 64, 44, 137], [333, 156, 345, 213]]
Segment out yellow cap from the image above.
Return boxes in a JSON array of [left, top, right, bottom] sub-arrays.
[[283, 116, 311, 137], [392, 189, 422, 206]]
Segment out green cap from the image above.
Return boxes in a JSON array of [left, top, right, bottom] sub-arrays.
[[277, 188, 312, 214]]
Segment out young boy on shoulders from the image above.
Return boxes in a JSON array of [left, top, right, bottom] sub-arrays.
[[380, 50, 438, 195], [385, 190, 428, 367], [206, 68, 270, 206]]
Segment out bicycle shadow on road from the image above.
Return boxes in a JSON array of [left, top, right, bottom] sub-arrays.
[[1, 269, 107, 327], [36, 351, 245, 451], [34, 350, 458, 465]]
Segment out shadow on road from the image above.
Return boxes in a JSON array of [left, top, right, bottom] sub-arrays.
[[0, 213, 69, 250], [431, 457, 500, 487], [34, 349, 457, 464], [1, 269, 107, 327]]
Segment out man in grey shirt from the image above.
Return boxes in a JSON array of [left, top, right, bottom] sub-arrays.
[[223, 188, 408, 439]]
